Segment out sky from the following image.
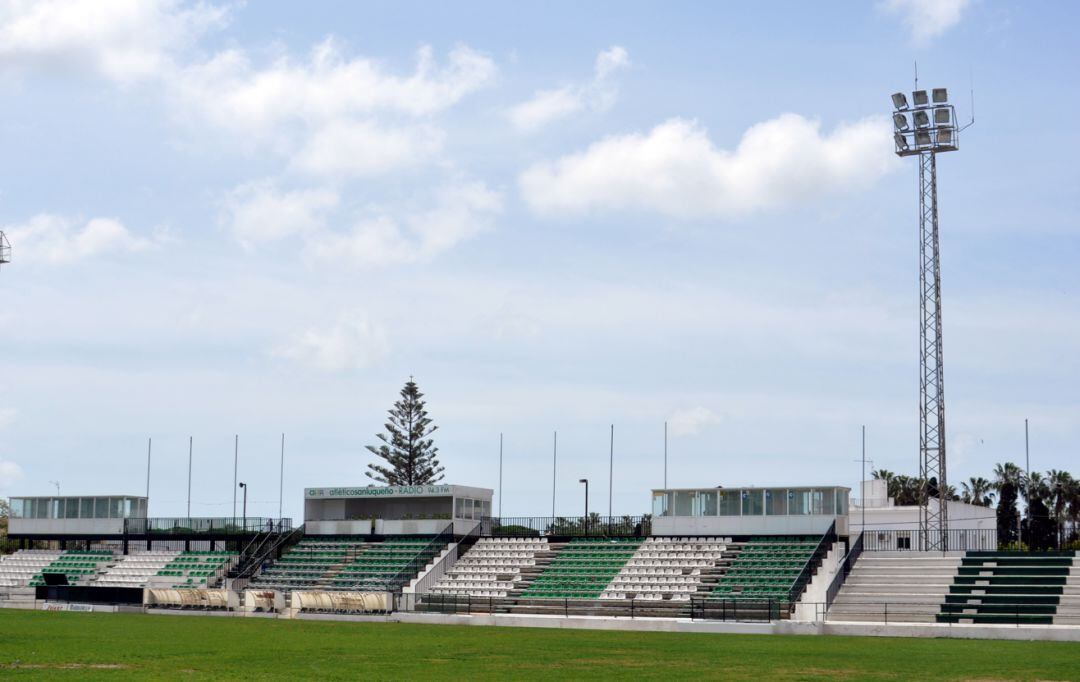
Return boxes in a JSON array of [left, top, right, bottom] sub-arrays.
[[0, 0, 1077, 522]]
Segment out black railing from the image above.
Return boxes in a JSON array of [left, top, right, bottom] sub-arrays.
[[824, 532, 864, 609], [861, 528, 996, 552], [232, 524, 305, 580], [125, 518, 293, 535], [786, 520, 836, 604], [397, 593, 786, 622], [480, 516, 651, 538], [382, 522, 455, 593]]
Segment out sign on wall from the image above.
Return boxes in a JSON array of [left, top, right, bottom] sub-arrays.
[[305, 485, 454, 499]]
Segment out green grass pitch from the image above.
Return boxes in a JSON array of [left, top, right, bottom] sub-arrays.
[[1, 609, 1078, 680]]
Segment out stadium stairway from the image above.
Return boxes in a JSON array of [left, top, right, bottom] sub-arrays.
[[1056, 554, 1080, 625], [428, 537, 551, 598], [938, 551, 1078, 625], [827, 551, 961, 623]]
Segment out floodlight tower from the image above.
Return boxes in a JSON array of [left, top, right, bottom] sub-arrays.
[[0, 231, 10, 269], [891, 87, 959, 551]]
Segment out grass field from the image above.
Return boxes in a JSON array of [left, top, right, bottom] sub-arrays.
[[1, 610, 1079, 680]]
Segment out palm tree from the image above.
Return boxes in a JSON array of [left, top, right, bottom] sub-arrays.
[[1047, 470, 1074, 547], [961, 477, 995, 507], [993, 462, 1023, 490]]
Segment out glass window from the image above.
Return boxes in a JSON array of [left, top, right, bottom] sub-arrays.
[[789, 489, 810, 515], [835, 490, 848, 516], [673, 491, 694, 517], [821, 489, 836, 515], [123, 498, 133, 518], [700, 491, 718, 516], [94, 498, 108, 518], [80, 498, 94, 519], [109, 497, 123, 519], [481, 500, 491, 518], [809, 490, 824, 515], [742, 490, 763, 516], [717, 490, 740, 516], [765, 489, 788, 515], [10, 499, 24, 518], [652, 492, 669, 517], [454, 498, 464, 518], [64, 498, 79, 518], [51, 499, 61, 519]]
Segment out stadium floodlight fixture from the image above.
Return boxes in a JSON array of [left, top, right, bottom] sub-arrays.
[[932, 88, 948, 103], [915, 130, 932, 146], [893, 113, 910, 131], [892, 92, 909, 110], [938, 128, 954, 146], [913, 110, 930, 128], [0, 230, 9, 269], [934, 108, 951, 125], [894, 132, 909, 152], [913, 89, 929, 106]]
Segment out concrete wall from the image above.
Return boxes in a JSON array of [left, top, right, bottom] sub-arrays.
[[848, 499, 996, 534], [653, 515, 839, 537], [9, 518, 125, 535]]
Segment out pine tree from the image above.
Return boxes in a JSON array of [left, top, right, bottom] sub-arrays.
[[366, 378, 444, 486]]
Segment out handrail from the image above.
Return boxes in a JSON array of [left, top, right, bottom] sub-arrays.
[[480, 516, 650, 538], [787, 520, 837, 604], [233, 524, 306, 580], [824, 531, 864, 609], [383, 521, 455, 593]]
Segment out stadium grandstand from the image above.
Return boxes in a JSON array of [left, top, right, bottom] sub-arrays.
[[3, 481, 1078, 636]]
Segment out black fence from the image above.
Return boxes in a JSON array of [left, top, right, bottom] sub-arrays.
[[36, 585, 143, 605], [825, 531, 864, 609], [480, 516, 651, 538], [861, 528, 997, 552], [124, 518, 293, 535], [397, 592, 786, 622]]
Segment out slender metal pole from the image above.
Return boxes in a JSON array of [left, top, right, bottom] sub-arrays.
[[279, 433, 285, 521], [663, 421, 668, 489], [552, 431, 557, 519], [861, 425, 866, 534], [145, 437, 152, 503], [608, 424, 614, 519], [186, 436, 193, 518], [584, 480, 589, 529], [232, 434, 238, 520], [498, 433, 504, 519], [1024, 418, 1030, 551]]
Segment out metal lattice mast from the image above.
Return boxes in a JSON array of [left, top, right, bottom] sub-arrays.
[[892, 86, 962, 552], [918, 150, 947, 550]]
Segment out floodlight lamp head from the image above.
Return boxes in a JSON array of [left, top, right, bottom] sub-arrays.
[[934, 108, 950, 125], [892, 92, 909, 110], [579, 478, 588, 484], [937, 129, 954, 146], [914, 110, 930, 128], [913, 90, 929, 106], [894, 132, 909, 151], [893, 113, 910, 131], [915, 130, 932, 146], [932, 88, 948, 103]]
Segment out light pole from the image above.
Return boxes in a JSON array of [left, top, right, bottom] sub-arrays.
[[0, 231, 10, 269], [891, 85, 963, 552], [49, 480, 60, 496], [579, 479, 589, 536], [239, 482, 248, 529]]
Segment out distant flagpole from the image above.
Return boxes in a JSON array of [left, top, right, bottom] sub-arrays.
[[186, 436, 193, 518], [608, 424, 614, 518], [145, 437, 152, 504], [498, 433, 504, 519], [552, 431, 557, 519], [232, 434, 239, 520], [279, 433, 285, 521]]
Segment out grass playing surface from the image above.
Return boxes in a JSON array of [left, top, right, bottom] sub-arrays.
[[1, 609, 1079, 680]]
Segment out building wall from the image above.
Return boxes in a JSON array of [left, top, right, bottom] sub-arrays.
[[9, 517, 126, 536], [653, 515, 842, 537]]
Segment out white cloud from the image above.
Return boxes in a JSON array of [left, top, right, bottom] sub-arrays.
[[274, 311, 389, 372], [881, 0, 971, 44], [176, 41, 497, 138], [0, 459, 21, 489], [3, 214, 158, 264], [221, 181, 339, 247], [0, 0, 228, 83], [291, 119, 444, 178], [519, 114, 897, 219], [307, 180, 503, 266], [667, 406, 721, 437], [508, 45, 630, 133]]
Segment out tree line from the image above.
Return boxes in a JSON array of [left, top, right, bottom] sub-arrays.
[[872, 464, 1079, 550]]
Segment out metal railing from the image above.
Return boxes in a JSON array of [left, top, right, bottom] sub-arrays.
[[125, 518, 293, 535], [821, 600, 1078, 626], [397, 593, 785, 622], [861, 528, 996, 552], [382, 521, 455, 593], [480, 516, 651, 538], [824, 531, 864, 609], [786, 520, 836, 604]]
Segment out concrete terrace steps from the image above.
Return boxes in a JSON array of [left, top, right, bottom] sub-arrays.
[[828, 551, 962, 624]]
